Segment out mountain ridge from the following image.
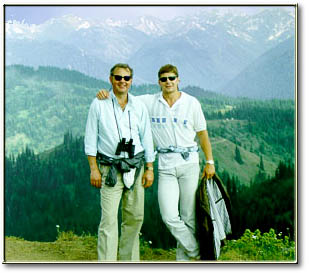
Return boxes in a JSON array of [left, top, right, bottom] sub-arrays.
[[219, 36, 295, 99], [5, 7, 295, 96]]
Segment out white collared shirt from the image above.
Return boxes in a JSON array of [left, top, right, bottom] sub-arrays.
[[139, 91, 207, 169], [84, 91, 155, 163]]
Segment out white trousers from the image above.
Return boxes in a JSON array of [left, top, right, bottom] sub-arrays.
[[97, 165, 144, 261], [158, 163, 200, 261]]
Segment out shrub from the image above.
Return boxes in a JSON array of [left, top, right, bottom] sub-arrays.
[[219, 228, 295, 261]]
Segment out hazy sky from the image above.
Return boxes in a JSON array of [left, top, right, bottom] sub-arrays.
[[5, 5, 295, 24]]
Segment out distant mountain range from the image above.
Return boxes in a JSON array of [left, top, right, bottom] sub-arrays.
[[5, 7, 295, 99], [219, 36, 295, 99]]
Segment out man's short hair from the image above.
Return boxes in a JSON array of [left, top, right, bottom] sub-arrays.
[[158, 64, 179, 78], [110, 63, 134, 77]]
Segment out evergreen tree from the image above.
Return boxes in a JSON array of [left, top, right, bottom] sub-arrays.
[[259, 155, 265, 171], [235, 145, 244, 164], [4, 133, 174, 248], [259, 143, 265, 154]]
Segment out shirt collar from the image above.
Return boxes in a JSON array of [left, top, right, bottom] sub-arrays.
[[110, 91, 134, 108], [158, 91, 184, 107]]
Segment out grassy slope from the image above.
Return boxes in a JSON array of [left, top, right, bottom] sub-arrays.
[[4, 233, 176, 263], [4, 232, 295, 263], [209, 136, 277, 185], [205, 118, 285, 185]]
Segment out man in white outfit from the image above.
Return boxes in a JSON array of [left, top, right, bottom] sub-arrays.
[[96, 64, 215, 261]]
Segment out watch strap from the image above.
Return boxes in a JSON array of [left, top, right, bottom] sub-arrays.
[[206, 160, 215, 165]]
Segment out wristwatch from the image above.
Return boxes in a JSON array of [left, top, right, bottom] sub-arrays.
[[146, 166, 154, 171], [206, 160, 215, 165]]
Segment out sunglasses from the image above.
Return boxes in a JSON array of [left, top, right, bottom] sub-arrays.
[[159, 76, 177, 82], [112, 74, 132, 81]]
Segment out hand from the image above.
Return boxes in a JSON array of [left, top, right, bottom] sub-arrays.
[[90, 169, 102, 188], [201, 164, 215, 180], [142, 170, 154, 188], [96, 89, 110, 100]]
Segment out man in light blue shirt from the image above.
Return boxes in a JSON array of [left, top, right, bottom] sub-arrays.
[[84, 63, 155, 261]]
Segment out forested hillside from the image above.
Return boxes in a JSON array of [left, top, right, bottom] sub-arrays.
[[4, 65, 296, 248], [5, 65, 109, 155], [5, 134, 295, 248], [5, 65, 295, 185]]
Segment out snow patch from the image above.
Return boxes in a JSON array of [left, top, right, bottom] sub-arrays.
[[77, 21, 90, 30]]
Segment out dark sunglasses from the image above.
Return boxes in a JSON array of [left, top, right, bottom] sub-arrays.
[[159, 76, 177, 82], [112, 74, 132, 81]]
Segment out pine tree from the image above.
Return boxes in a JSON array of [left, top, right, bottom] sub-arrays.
[[235, 145, 244, 164], [259, 155, 265, 171]]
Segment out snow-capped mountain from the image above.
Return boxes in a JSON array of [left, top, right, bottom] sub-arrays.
[[134, 16, 167, 36], [5, 7, 295, 97]]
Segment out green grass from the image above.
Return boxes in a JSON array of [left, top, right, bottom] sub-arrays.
[[4, 229, 296, 263], [220, 229, 296, 262], [4, 231, 176, 262], [200, 135, 278, 186], [4, 231, 98, 262]]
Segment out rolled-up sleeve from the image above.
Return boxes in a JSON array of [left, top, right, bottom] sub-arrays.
[[138, 102, 155, 163], [84, 99, 99, 156]]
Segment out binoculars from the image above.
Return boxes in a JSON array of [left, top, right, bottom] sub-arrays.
[[115, 138, 135, 159]]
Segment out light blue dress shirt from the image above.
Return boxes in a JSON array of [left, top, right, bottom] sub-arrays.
[[84, 91, 155, 163]]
